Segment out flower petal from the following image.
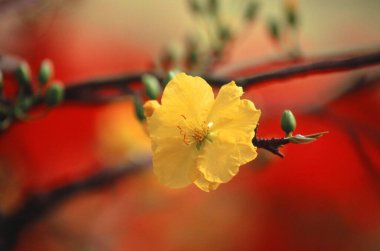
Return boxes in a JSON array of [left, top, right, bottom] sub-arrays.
[[161, 73, 214, 126], [197, 82, 261, 183], [146, 73, 215, 188], [197, 132, 257, 183], [148, 108, 199, 188], [194, 172, 220, 192], [207, 81, 260, 138]]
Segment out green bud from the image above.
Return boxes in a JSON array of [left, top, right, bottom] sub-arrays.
[[281, 109, 296, 136], [38, 59, 54, 86], [218, 24, 232, 42], [13, 97, 32, 119], [0, 116, 11, 130], [188, 0, 203, 14], [208, 0, 218, 15], [142, 74, 161, 100], [244, 1, 259, 21], [45, 82, 64, 107], [164, 69, 180, 86], [133, 95, 145, 122], [16, 61, 32, 94], [186, 49, 198, 68], [267, 18, 280, 41], [286, 9, 297, 27]]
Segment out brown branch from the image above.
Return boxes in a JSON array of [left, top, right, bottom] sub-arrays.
[[233, 50, 380, 87], [0, 156, 151, 251], [253, 137, 290, 158], [62, 49, 380, 102], [2, 49, 380, 105]]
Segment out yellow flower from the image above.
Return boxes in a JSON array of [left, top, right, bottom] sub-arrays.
[[144, 73, 261, 192]]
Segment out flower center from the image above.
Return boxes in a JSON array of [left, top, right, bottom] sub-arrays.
[[177, 115, 213, 150]]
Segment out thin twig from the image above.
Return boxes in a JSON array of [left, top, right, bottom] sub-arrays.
[[233, 50, 380, 87], [63, 49, 380, 102], [2, 49, 380, 105], [0, 156, 151, 251]]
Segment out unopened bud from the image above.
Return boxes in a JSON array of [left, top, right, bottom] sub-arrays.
[[13, 97, 33, 119], [38, 59, 54, 86], [267, 18, 280, 41], [164, 69, 180, 86], [16, 62, 32, 94], [188, 0, 203, 14], [142, 74, 161, 100], [208, 0, 218, 15], [281, 109, 296, 136], [0, 117, 11, 130], [284, 0, 298, 27], [133, 95, 145, 122], [244, 1, 258, 21], [218, 24, 232, 42], [45, 82, 64, 107]]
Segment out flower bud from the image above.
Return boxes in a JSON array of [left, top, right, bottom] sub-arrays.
[[218, 24, 232, 42], [284, 0, 298, 27], [0, 117, 11, 130], [267, 18, 280, 41], [12, 96, 33, 119], [244, 1, 258, 21], [281, 109, 296, 136], [208, 0, 218, 15], [188, 0, 203, 14], [16, 61, 32, 94], [133, 95, 145, 122], [142, 74, 161, 100], [38, 59, 54, 86], [164, 69, 180, 86], [45, 82, 64, 107]]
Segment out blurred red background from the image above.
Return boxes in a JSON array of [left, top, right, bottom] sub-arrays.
[[0, 1, 379, 251]]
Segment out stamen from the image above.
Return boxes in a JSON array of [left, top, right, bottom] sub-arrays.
[[177, 115, 213, 149]]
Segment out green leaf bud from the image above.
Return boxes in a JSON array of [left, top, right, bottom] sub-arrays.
[[244, 1, 259, 21], [164, 69, 180, 86], [208, 0, 218, 15], [188, 0, 203, 14], [218, 24, 232, 42], [45, 82, 64, 107], [133, 95, 145, 122], [0, 116, 11, 130], [13, 97, 32, 119], [286, 9, 297, 27], [284, 0, 298, 27], [267, 18, 280, 41], [16, 61, 32, 94], [142, 74, 161, 100], [38, 59, 54, 86], [281, 109, 296, 136]]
